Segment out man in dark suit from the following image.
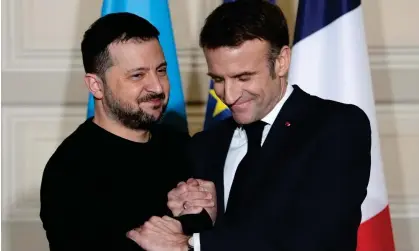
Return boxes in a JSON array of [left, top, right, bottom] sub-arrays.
[[127, 1, 372, 250]]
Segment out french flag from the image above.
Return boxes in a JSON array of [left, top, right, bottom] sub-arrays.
[[288, 0, 396, 250]]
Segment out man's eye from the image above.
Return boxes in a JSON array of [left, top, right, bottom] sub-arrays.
[[132, 73, 145, 79], [157, 68, 167, 76], [238, 77, 250, 82]]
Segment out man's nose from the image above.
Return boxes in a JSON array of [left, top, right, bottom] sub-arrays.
[[145, 72, 164, 93], [223, 80, 240, 105]]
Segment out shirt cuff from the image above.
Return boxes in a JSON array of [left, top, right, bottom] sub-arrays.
[[193, 233, 201, 251]]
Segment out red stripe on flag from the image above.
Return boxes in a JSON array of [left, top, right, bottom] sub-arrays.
[[357, 205, 395, 251]]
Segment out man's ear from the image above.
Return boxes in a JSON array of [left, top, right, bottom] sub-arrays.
[[274, 45, 291, 78], [84, 73, 104, 100]]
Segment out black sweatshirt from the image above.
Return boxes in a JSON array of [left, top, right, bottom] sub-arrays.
[[40, 118, 191, 251]]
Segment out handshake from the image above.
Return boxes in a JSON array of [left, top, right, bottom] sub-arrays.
[[127, 178, 217, 251]]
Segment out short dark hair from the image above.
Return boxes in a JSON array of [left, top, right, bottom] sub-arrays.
[[199, 0, 289, 76], [81, 12, 160, 80]]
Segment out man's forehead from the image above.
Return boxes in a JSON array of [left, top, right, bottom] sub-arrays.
[[205, 40, 269, 54], [108, 40, 165, 67], [206, 44, 268, 67], [206, 49, 266, 76]]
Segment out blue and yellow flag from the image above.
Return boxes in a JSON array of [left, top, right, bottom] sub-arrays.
[[203, 0, 276, 130], [203, 80, 232, 130], [87, 0, 188, 133]]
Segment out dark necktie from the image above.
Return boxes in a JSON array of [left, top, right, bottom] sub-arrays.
[[176, 121, 267, 234], [225, 120, 267, 213]]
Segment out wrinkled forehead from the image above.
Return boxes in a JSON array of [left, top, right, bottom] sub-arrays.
[[204, 40, 270, 76]]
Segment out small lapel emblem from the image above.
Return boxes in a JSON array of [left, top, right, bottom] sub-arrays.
[[285, 121, 291, 127]]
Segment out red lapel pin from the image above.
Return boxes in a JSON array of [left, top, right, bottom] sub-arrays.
[[285, 121, 291, 127]]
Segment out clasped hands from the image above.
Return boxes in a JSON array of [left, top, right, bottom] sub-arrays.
[[127, 178, 217, 251]]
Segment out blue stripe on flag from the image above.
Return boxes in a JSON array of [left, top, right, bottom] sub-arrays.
[[293, 0, 360, 45], [87, 0, 188, 132], [87, 91, 95, 119], [202, 0, 276, 130]]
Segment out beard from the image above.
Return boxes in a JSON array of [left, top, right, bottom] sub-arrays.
[[103, 87, 167, 130]]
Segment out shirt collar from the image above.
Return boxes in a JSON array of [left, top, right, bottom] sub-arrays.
[[261, 84, 294, 125]]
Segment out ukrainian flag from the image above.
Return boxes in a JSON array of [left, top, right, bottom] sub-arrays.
[[87, 0, 188, 133], [203, 0, 276, 130]]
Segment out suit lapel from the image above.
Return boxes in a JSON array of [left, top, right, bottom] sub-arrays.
[[207, 118, 236, 223], [260, 85, 312, 168], [210, 86, 315, 222], [233, 85, 315, 209]]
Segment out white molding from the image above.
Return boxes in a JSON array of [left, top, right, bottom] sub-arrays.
[[389, 196, 419, 219], [378, 104, 419, 219], [1, 104, 419, 221], [2, 67, 419, 105], [1, 0, 214, 72], [4, 45, 419, 72], [2, 0, 83, 71], [1, 107, 86, 222], [369, 46, 419, 69], [2, 1, 418, 71], [376, 104, 419, 135]]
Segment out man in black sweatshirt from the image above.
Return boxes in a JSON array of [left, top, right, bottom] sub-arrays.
[[39, 12, 211, 251]]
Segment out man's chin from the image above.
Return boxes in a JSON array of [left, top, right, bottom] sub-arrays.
[[231, 112, 255, 125], [139, 107, 160, 116], [148, 111, 163, 121]]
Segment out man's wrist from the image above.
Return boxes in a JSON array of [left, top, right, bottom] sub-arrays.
[[177, 235, 193, 251], [187, 236, 194, 250], [178, 244, 190, 251]]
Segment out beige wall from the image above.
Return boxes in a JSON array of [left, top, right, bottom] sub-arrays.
[[2, 0, 418, 250]]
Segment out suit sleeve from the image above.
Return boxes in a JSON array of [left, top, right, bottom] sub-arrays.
[[173, 131, 215, 235], [197, 105, 372, 251], [39, 156, 137, 251]]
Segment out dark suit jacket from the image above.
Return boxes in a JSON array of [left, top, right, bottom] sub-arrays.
[[187, 85, 372, 251]]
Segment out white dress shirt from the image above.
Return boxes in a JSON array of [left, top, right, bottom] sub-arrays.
[[192, 84, 294, 250]]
